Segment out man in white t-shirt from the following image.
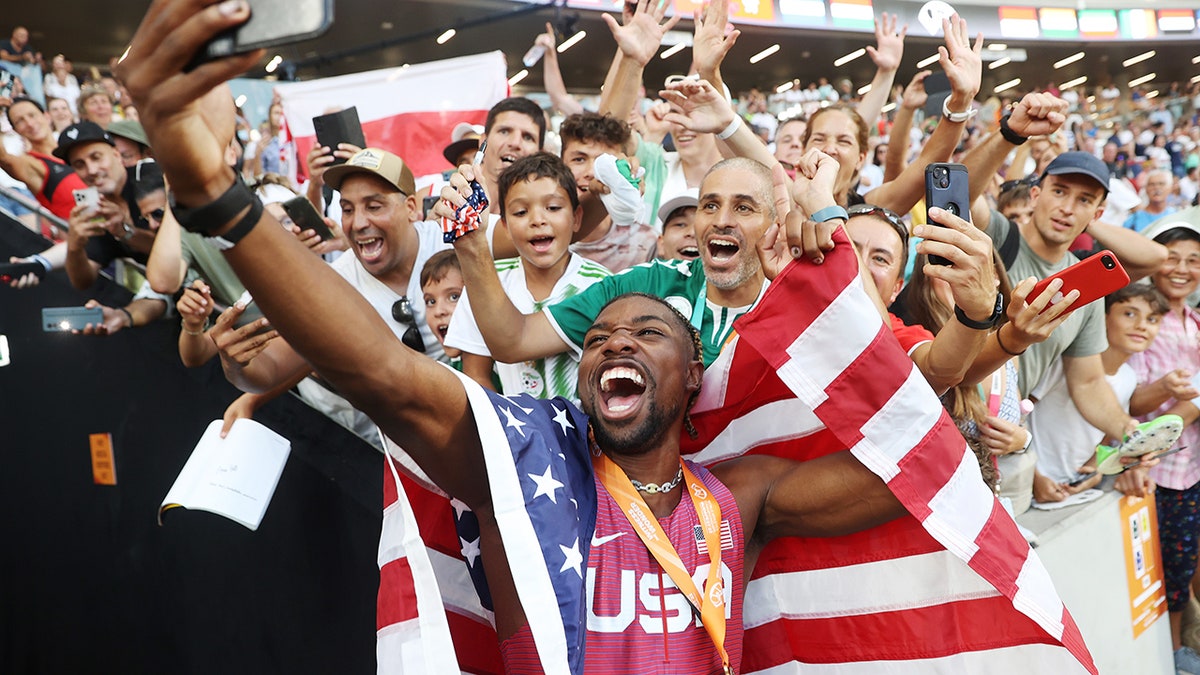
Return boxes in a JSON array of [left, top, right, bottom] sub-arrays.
[[212, 148, 451, 441]]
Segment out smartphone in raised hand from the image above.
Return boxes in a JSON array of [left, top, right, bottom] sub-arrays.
[[1029, 251, 1130, 316], [924, 162, 970, 266], [189, 0, 334, 68]]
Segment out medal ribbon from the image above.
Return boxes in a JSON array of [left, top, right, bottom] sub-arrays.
[[592, 452, 731, 674]]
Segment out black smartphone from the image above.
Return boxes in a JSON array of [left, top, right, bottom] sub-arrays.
[[924, 162, 970, 266], [0, 261, 46, 284], [42, 306, 104, 332], [422, 195, 440, 220], [281, 195, 337, 241], [1066, 472, 1098, 488], [190, 0, 334, 68], [313, 107, 367, 166]]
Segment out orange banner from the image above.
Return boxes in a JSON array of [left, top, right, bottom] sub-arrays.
[[1120, 495, 1165, 638]]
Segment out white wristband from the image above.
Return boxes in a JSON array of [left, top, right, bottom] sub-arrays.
[[942, 97, 977, 123], [716, 116, 742, 141]]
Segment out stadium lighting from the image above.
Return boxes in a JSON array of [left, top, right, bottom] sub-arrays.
[[994, 78, 1021, 93], [660, 43, 687, 60], [557, 31, 586, 53], [1128, 73, 1156, 87], [1053, 52, 1084, 69], [437, 29, 456, 45], [988, 57, 1011, 70], [834, 48, 866, 67], [750, 44, 780, 64], [1122, 50, 1155, 68], [508, 69, 529, 86]]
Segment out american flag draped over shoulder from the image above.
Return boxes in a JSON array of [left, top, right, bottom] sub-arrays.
[[682, 228, 1097, 674], [379, 367, 598, 675]]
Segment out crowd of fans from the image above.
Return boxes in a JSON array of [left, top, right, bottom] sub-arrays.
[[5, 5, 1200, 672]]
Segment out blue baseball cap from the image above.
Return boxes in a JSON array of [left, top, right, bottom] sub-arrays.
[[1040, 151, 1110, 194]]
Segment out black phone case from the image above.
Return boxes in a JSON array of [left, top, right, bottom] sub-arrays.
[[313, 107, 367, 166], [281, 196, 336, 241], [924, 163, 970, 266]]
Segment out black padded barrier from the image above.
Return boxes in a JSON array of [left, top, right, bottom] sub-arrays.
[[0, 217, 381, 674]]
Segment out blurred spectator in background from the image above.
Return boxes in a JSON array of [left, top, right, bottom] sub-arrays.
[[0, 26, 43, 105], [46, 96, 75, 136], [42, 54, 78, 113], [77, 83, 115, 128], [1125, 169, 1177, 233]]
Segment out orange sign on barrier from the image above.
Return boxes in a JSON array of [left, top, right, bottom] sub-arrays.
[[89, 432, 117, 486], [1120, 495, 1166, 638]]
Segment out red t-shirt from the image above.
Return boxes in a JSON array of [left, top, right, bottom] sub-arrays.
[[889, 312, 934, 355]]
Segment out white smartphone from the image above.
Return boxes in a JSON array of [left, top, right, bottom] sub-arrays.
[[72, 187, 99, 212]]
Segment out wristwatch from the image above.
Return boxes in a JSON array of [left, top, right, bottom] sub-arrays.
[[120, 221, 135, 241], [942, 97, 978, 124], [954, 291, 1004, 330]]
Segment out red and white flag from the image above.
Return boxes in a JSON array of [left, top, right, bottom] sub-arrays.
[[276, 52, 508, 179], [682, 229, 1097, 675]]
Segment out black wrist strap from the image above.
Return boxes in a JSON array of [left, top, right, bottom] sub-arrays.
[[954, 292, 1004, 330], [170, 177, 255, 236], [999, 115, 1028, 146], [209, 197, 264, 251]]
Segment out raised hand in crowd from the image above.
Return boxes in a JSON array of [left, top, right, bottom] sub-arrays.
[[305, 140, 361, 215], [642, 101, 672, 145], [913, 207, 998, 319], [866, 12, 905, 72], [762, 148, 841, 271], [900, 70, 930, 111], [992, 277, 1078, 356], [176, 279, 218, 366], [177, 279, 213, 332], [857, 12, 907, 128], [691, 0, 739, 89], [602, 0, 680, 67], [939, 14, 983, 106], [882, 70, 930, 182], [659, 77, 777, 169]]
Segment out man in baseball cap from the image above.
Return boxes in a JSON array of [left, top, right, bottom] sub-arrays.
[[1040, 151, 1111, 196], [324, 147, 416, 195], [442, 122, 483, 168]]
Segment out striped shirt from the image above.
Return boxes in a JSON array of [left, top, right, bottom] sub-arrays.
[[1128, 305, 1200, 490], [445, 253, 610, 402]]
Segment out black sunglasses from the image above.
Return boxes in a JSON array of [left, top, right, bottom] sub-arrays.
[[391, 296, 426, 353], [847, 203, 909, 248], [1000, 175, 1039, 194]]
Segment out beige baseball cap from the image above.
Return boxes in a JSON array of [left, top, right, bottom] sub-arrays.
[[324, 147, 416, 195]]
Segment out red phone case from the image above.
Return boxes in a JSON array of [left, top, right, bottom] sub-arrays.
[[1028, 250, 1129, 314]]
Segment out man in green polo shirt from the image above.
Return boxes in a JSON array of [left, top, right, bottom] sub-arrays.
[[450, 156, 802, 366]]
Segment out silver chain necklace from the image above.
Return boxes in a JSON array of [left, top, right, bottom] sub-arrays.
[[629, 466, 685, 494]]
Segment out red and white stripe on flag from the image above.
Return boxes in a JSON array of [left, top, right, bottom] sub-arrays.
[[682, 228, 1097, 675], [379, 450, 502, 675], [276, 52, 508, 178]]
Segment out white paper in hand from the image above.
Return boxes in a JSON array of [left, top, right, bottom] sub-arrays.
[[159, 419, 291, 531]]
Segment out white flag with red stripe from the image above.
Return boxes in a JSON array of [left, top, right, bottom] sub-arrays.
[[682, 228, 1097, 674], [275, 52, 508, 179]]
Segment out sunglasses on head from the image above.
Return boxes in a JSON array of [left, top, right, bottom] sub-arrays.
[[1000, 175, 1039, 194], [847, 203, 909, 248], [391, 296, 427, 353]]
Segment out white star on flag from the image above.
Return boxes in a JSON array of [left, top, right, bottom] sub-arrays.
[[500, 406, 527, 437], [460, 536, 481, 567], [559, 537, 583, 578], [551, 404, 574, 435], [450, 498, 470, 520], [528, 465, 564, 504]]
